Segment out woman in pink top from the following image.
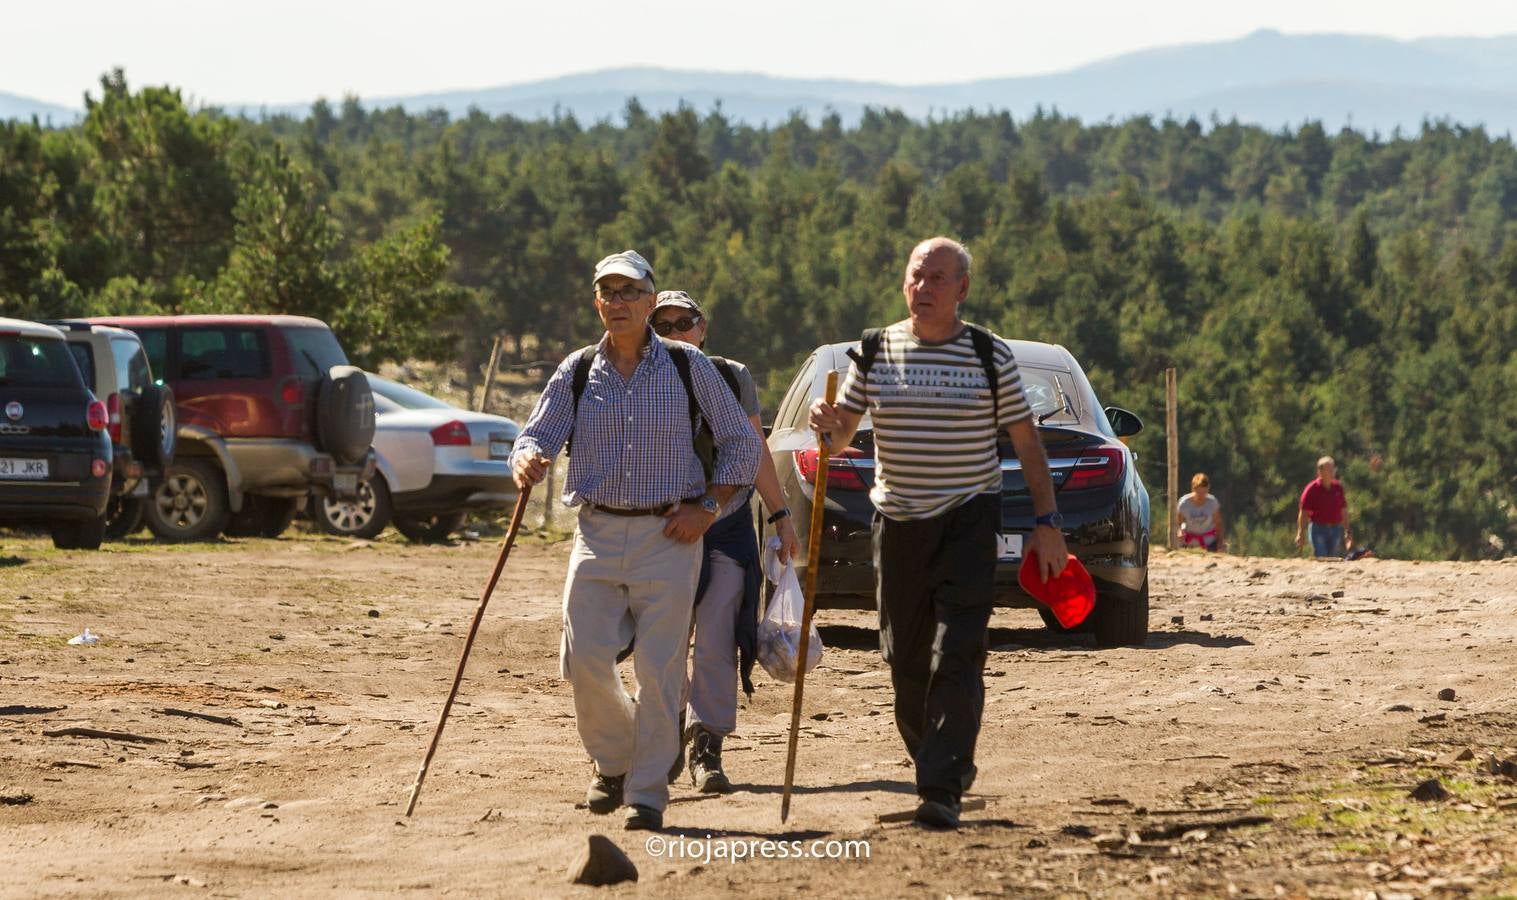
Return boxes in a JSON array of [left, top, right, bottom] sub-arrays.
[[1295, 456, 1352, 558]]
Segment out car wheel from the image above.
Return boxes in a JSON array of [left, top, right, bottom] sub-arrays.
[[145, 458, 230, 542], [1091, 575, 1149, 648], [393, 510, 466, 543], [1036, 606, 1094, 634], [51, 516, 106, 550], [312, 476, 392, 540], [104, 495, 146, 539]]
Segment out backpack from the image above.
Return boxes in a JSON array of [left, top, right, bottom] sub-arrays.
[[844, 323, 1001, 423], [567, 339, 743, 482]]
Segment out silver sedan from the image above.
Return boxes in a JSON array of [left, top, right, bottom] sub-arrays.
[[310, 373, 519, 541]]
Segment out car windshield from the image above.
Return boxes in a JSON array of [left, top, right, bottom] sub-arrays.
[[365, 374, 455, 411], [0, 336, 83, 387]]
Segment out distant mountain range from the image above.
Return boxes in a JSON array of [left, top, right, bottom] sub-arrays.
[[0, 92, 78, 123], [11, 29, 1517, 134]]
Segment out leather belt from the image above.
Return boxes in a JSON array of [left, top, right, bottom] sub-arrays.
[[588, 503, 676, 517]]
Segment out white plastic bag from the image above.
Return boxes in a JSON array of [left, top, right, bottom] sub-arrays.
[[757, 536, 823, 682]]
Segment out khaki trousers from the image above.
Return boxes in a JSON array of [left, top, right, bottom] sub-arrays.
[[559, 507, 700, 811]]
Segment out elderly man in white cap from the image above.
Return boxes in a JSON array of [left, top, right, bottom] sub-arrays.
[[510, 250, 762, 832]]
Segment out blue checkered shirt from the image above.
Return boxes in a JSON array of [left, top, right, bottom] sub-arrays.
[[510, 330, 762, 509]]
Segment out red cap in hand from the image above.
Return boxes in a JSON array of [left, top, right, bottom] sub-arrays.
[[1018, 549, 1096, 629]]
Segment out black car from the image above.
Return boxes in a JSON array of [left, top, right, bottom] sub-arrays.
[[0, 318, 114, 549], [761, 339, 1151, 647]]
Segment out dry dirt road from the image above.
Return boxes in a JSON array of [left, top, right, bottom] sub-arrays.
[[2, 530, 1515, 898]]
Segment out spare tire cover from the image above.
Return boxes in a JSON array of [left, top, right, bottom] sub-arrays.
[[132, 383, 176, 470], [316, 365, 376, 466]]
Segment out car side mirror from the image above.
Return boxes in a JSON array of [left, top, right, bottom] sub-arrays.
[[1105, 406, 1143, 437]]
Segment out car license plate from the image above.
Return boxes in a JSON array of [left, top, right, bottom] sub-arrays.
[[489, 440, 512, 459], [997, 533, 1023, 561], [334, 472, 358, 493], [0, 458, 48, 480]]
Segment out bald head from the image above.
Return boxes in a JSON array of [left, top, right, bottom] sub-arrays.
[[909, 237, 972, 279], [902, 236, 972, 341]]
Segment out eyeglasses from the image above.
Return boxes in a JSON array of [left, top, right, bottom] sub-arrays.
[[652, 315, 701, 336], [596, 285, 651, 304]]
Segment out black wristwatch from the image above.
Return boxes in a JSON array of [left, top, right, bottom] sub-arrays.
[[767, 506, 791, 525], [1034, 511, 1064, 529]]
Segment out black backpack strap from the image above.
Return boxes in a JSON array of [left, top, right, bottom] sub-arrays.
[[708, 356, 743, 403], [964, 323, 1000, 426], [660, 340, 702, 438], [566, 346, 597, 457], [844, 327, 885, 378]]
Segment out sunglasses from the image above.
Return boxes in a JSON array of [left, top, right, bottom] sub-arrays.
[[652, 315, 702, 336]]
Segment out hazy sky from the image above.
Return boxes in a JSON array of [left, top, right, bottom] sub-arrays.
[[9, 0, 1517, 107]]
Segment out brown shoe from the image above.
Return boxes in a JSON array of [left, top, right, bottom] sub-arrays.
[[586, 770, 624, 814], [623, 804, 663, 831], [689, 726, 732, 794]]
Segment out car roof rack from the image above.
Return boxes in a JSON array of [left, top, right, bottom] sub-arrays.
[[38, 319, 95, 332]]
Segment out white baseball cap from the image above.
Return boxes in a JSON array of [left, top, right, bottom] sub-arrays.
[[593, 250, 655, 288]]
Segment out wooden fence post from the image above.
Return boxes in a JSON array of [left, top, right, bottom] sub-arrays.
[[477, 335, 503, 413], [1165, 367, 1178, 549]]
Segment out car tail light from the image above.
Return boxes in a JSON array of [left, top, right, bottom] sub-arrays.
[[1061, 447, 1124, 491], [106, 392, 122, 443], [430, 420, 472, 446], [793, 446, 870, 492], [91, 459, 109, 478], [86, 399, 108, 432], [278, 377, 304, 407]]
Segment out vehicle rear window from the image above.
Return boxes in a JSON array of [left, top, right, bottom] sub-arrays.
[[67, 343, 97, 389], [110, 336, 152, 392], [283, 326, 349, 379], [180, 327, 269, 380], [1019, 366, 1084, 425], [0, 337, 83, 387]]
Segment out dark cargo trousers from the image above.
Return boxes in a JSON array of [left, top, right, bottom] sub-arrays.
[[872, 492, 998, 804]]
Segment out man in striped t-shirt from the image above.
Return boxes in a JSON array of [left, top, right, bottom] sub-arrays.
[[809, 237, 1068, 830]]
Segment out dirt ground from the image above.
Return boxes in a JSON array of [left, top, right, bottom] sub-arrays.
[[2, 528, 1516, 898]]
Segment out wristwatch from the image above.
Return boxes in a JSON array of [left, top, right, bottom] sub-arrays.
[[1034, 511, 1064, 529], [698, 495, 721, 517], [766, 506, 791, 525]]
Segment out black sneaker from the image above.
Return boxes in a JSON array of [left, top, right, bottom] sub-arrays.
[[689, 726, 732, 794], [912, 796, 961, 830], [586, 770, 625, 814], [623, 803, 663, 831]]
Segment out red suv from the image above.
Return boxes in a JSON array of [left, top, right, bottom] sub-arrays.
[[85, 315, 375, 541]]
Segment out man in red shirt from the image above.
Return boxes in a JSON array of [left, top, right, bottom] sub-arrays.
[[1295, 456, 1352, 558]]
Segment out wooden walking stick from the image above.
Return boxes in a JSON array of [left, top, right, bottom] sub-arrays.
[[405, 485, 533, 816], [781, 370, 838, 823]]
